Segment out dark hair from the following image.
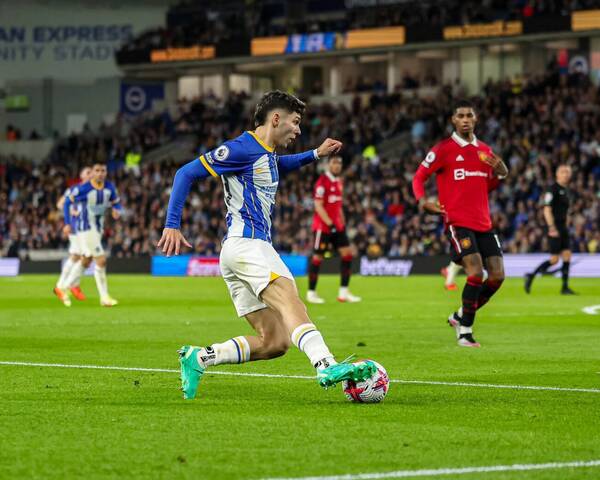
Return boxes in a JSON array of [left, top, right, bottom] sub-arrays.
[[453, 99, 475, 114], [92, 161, 107, 167], [253, 90, 306, 127]]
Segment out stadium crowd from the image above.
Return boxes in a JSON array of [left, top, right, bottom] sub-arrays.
[[1, 70, 599, 259], [118, 0, 596, 52]]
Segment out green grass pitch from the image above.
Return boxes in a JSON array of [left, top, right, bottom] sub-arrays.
[[1, 274, 599, 479]]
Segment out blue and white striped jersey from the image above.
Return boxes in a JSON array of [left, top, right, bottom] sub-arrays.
[[200, 131, 317, 243], [62, 187, 80, 233], [69, 181, 121, 233]]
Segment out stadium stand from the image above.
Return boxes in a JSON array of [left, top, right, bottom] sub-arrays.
[[117, 0, 600, 54], [1, 70, 599, 259]]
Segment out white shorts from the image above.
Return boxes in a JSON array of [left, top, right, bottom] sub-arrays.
[[68, 234, 81, 256], [79, 230, 105, 258], [220, 237, 294, 317]]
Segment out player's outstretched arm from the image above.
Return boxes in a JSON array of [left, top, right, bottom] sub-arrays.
[[278, 138, 342, 173], [158, 159, 210, 256]]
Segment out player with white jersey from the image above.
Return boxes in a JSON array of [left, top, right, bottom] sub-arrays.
[[158, 90, 377, 400], [55, 161, 122, 307], [54, 166, 92, 306]]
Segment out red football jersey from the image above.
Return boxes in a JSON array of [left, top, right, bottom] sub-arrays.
[[412, 132, 501, 232], [312, 172, 344, 233]]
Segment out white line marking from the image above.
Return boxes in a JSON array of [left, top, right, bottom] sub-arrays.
[[582, 305, 600, 315], [1, 361, 600, 394], [260, 459, 600, 480]]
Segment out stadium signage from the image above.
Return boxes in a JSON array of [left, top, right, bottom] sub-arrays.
[[572, 9, 600, 31], [150, 46, 216, 63], [120, 82, 164, 115], [187, 257, 221, 277], [360, 257, 413, 276], [0, 258, 20, 277], [0, 4, 164, 79], [0, 24, 133, 62], [443, 21, 522, 40], [252, 26, 405, 56], [152, 254, 307, 276]]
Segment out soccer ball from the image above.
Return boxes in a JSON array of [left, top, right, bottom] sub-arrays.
[[343, 360, 389, 403]]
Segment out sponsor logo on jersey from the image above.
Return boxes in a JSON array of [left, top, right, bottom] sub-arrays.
[[456, 154, 464, 162], [454, 168, 488, 180], [477, 151, 490, 163], [204, 151, 214, 164]]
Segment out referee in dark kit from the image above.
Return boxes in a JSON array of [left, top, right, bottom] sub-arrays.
[[525, 164, 576, 295]]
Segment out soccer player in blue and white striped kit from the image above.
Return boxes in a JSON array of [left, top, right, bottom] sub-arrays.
[[158, 91, 376, 399], [58, 162, 122, 307], [55, 165, 92, 306]]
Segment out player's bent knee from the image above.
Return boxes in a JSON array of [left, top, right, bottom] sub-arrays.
[[487, 273, 505, 285], [96, 257, 107, 268], [311, 255, 323, 265], [467, 269, 484, 280]]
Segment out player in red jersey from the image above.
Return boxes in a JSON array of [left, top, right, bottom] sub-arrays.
[[412, 100, 508, 347], [307, 156, 361, 304]]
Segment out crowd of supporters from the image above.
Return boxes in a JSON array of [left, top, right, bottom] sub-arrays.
[[1, 70, 599, 259], [119, 0, 597, 53]]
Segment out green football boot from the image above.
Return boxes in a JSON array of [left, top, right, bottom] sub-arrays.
[[317, 358, 377, 388], [178, 345, 205, 400]]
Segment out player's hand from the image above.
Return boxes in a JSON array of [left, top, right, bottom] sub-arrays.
[[157, 228, 192, 257], [548, 226, 559, 238], [316, 138, 343, 158], [111, 209, 121, 220], [62, 225, 71, 237], [421, 200, 446, 215], [482, 152, 501, 168]]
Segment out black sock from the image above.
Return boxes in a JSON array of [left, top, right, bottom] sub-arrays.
[[341, 256, 352, 287], [308, 259, 321, 290], [561, 261, 570, 288], [477, 279, 503, 310], [461, 276, 483, 327], [532, 260, 552, 276]]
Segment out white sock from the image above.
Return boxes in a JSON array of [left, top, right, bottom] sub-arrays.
[[61, 262, 85, 290], [291, 323, 336, 369], [57, 258, 75, 289], [338, 286, 348, 297], [69, 260, 84, 288], [197, 336, 250, 366], [94, 265, 109, 298], [459, 325, 472, 335], [446, 262, 461, 285]]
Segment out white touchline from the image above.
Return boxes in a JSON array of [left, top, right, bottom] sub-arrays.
[[259, 459, 600, 480], [1, 361, 600, 394], [582, 305, 600, 315]]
